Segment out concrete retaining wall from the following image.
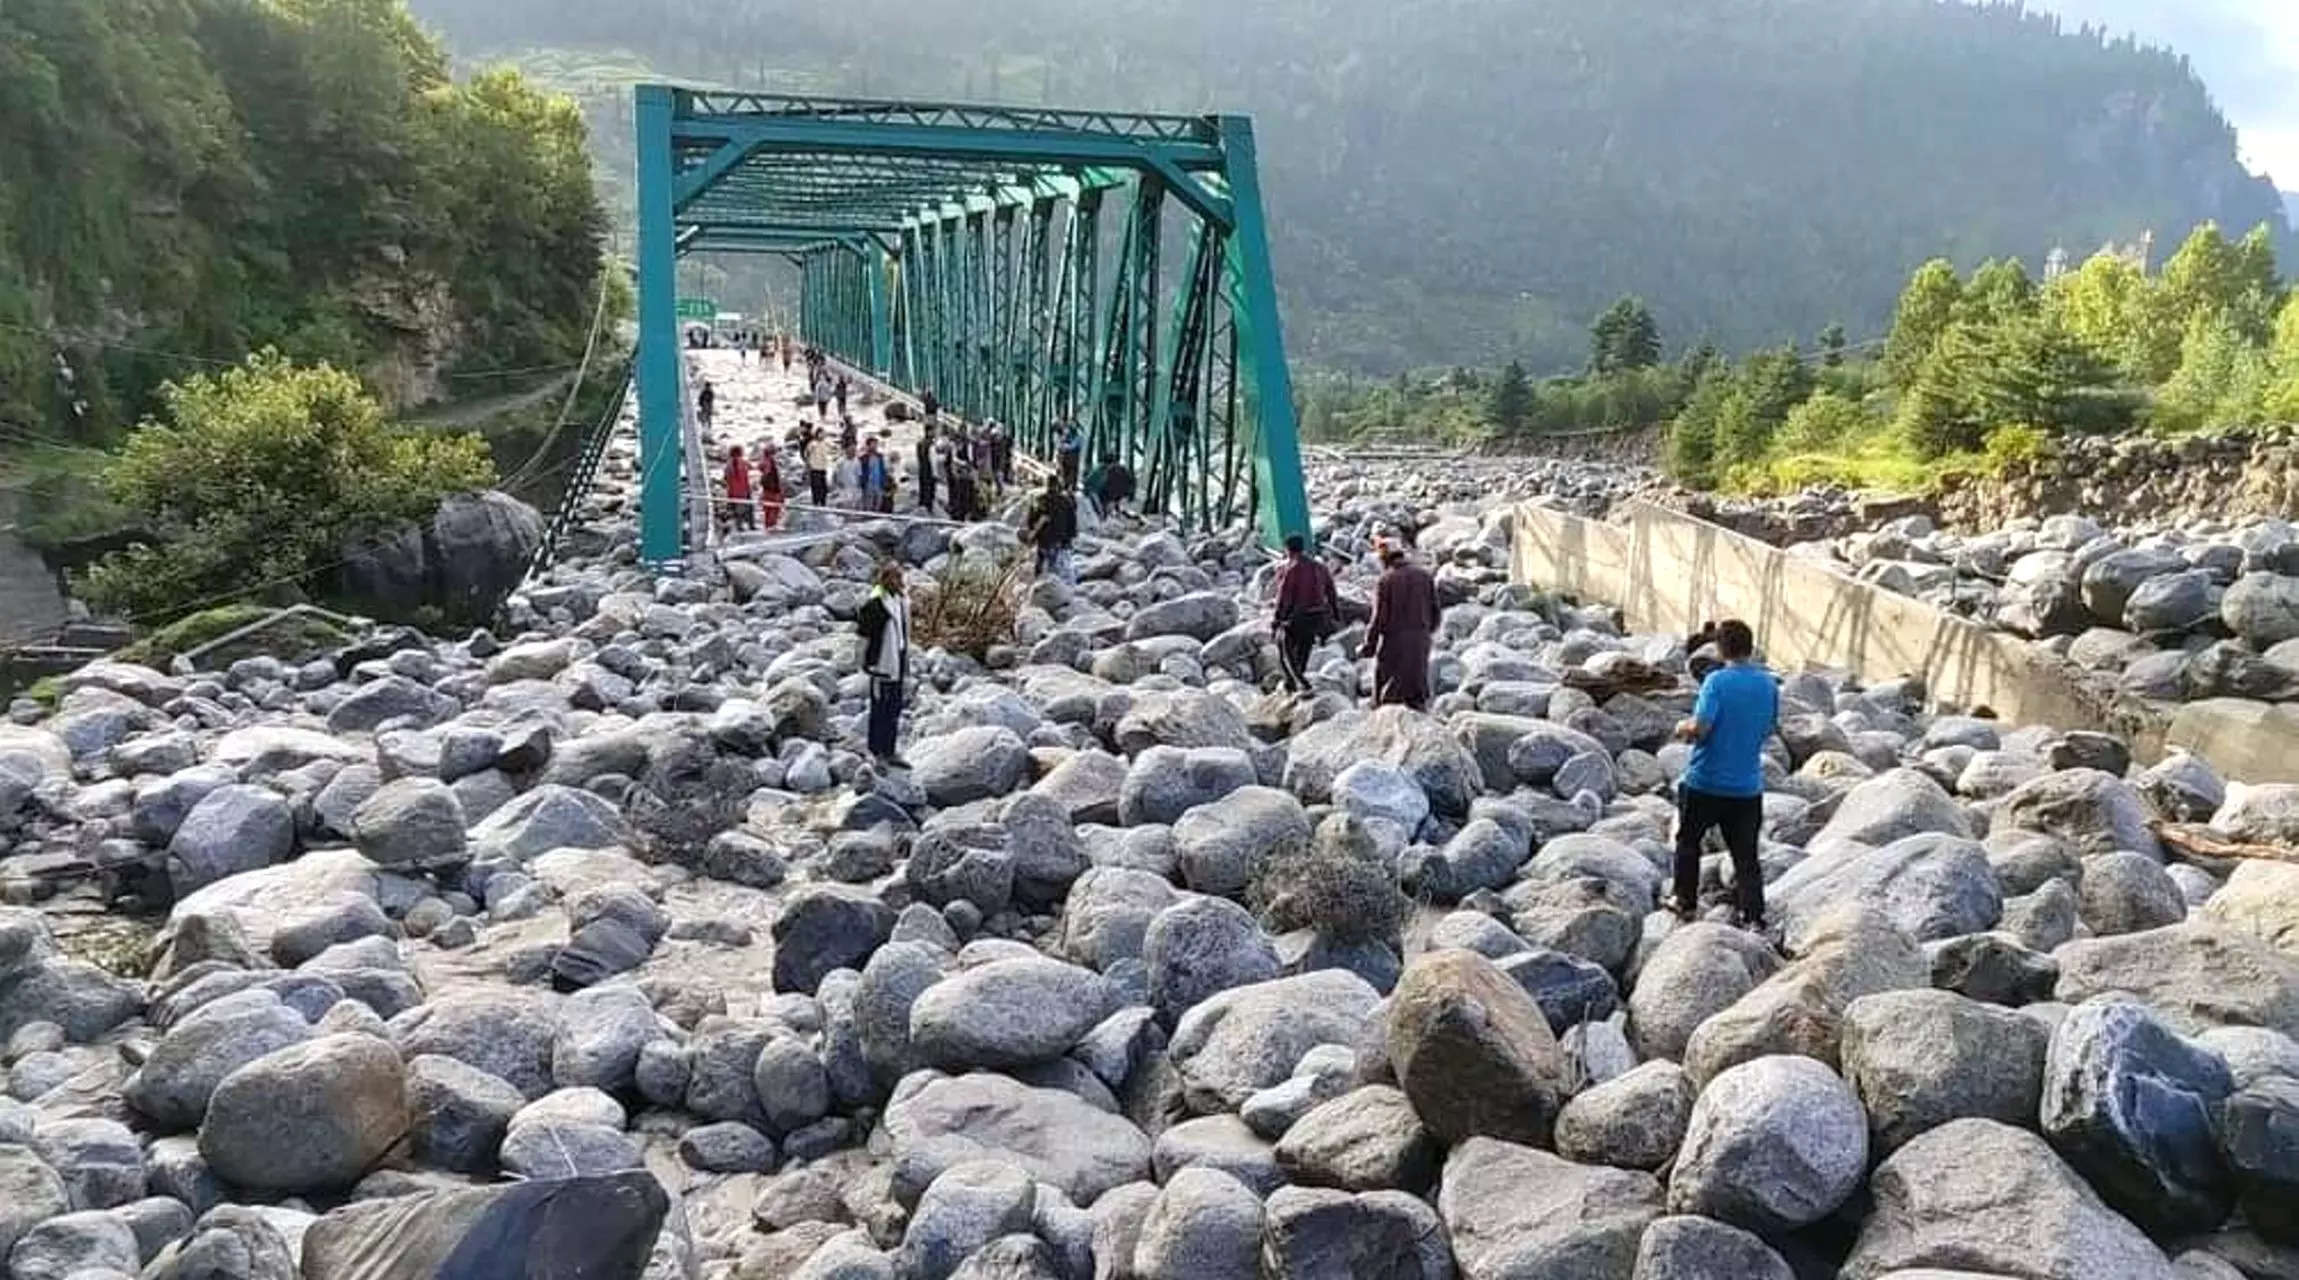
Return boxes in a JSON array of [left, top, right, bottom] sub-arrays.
[[1508, 498, 2223, 771]]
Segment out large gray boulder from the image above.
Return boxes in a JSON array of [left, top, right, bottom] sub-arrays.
[[911, 726, 1031, 806], [0, 1145, 69, 1261], [2040, 997, 2237, 1236], [1133, 1166, 1262, 1280], [1059, 867, 1179, 972], [908, 958, 1116, 1069], [899, 1159, 1037, 1280], [1168, 971, 1382, 1112], [2054, 922, 2299, 1040], [1283, 707, 1482, 817], [1438, 1136, 1661, 1280], [2082, 546, 2187, 625], [1143, 896, 1281, 1022], [1809, 768, 1970, 851], [1632, 1215, 1793, 1280], [299, 1172, 668, 1280], [1271, 1084, 1439, 1194], [1386, 948, 1573, 1146], [466, 784, 629, 864], [771, 885, 896, 996], [1126, 592, 1241, 643], [1667, 1055, 1868, 1233], [1118, 746, 1257, 827], [2223, 571, 2299, 648], [1261, 1186, 1452, 1280], [126, 988, 314, 1131], [199, 1033, 408, 1192], [883, 1071, 1153, 1205], [167, 784, 294, 893], [404, 1053, 525, 1173], [1681, 905, 1928, 1084], [1554, 1060, 1694, 1171], [1172, 786, 1310, 897], [1991, 768, 2163, 860], [1840, 988, 2050, 1152], [1842, 1119, 2176, 1280], [1114, 689, 1255, 755], [337, 489, 544, 628], [1768, 833, 2002, 948], [1627, 923, 1781, 1062], [350, 776, 467, 867]]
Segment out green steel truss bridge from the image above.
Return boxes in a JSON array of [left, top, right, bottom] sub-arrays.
[[633, 87, 1310, 561]]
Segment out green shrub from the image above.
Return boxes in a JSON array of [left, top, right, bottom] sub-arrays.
[[79, 353, 495, 623]]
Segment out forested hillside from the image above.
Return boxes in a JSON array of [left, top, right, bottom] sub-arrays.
[[0, 0, 607, 440], [409, 0, 2289, 375]]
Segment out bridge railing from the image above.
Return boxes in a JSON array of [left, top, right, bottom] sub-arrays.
[[525, 365, 635, 584]]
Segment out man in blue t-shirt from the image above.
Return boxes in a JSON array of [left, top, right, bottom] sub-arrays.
[[1669, 618, 1779, 929]]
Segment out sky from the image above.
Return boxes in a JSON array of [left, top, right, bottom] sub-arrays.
[[2037, 0, 2299, 190]]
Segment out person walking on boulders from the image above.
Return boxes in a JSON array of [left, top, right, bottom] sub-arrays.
[[1272, 534, 1338, 694], [915, 423, 939, 515], [1668, 618, 1778, 930], [1360, 544, 1438, 710], [857, 562, 911, 769]]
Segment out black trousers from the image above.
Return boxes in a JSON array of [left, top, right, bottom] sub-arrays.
[[868, 678, 905, 757], [1674, 786, 1766, 920], [919, 472, 936, 513], [1278, 620, 1318, 692], [807, 469, 829, 505]]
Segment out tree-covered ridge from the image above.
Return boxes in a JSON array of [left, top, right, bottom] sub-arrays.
[[0, 0, 608, 440], [1661, 220, 2299, 493], [408, 0, 2287, 376]]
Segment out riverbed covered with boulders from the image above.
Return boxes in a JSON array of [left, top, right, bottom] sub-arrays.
[[0, 365, 2295, 1280]]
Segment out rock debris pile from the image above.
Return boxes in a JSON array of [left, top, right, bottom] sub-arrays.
[[1805, 510, 2299, 709], [0, 359, 2293, 1279]]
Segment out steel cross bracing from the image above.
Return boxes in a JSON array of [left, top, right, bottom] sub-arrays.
[[632, 85, 1309, 563]]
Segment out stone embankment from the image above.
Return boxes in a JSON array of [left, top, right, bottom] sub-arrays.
[[0, 354, 2289, 1279]]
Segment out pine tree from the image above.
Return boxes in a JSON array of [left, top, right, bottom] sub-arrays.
[[1884, 259, 1965, 390], [1487, 360, 1533, 435], [1590, 297, 1661, 376], [1818, 323, 1847, 367]]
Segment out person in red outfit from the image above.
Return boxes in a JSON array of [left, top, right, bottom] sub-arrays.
[[722, 444, 754, 532]]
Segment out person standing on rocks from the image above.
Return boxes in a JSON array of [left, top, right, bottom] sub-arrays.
[[804, 427, 833, 507], [990, 420, 1013, 486], [1361, 544, 1439, 709], [1025, 473, 1078, 583], [835, 375, 849, 419], [721, 444, 754, 532], [1273, 533, 1339, 694], [857, 562, 912, 768], [757, 442, 785, 530], [1668, 617, 1778, 929], [697, 379, 717, 431], [915, 423, 939, 515], [858, 436, 892, 512], [922, 388, 940, 423], [947, 450, 978, 524], [1057, 419, 1085, 491]]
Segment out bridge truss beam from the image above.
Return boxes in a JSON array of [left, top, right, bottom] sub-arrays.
[[633, 87, 1309, 563]]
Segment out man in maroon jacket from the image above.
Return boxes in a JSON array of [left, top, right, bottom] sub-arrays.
[[1272, 534, 1338, 694]]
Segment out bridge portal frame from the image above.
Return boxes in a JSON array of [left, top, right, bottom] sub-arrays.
[[633, 87, 1310, 562]]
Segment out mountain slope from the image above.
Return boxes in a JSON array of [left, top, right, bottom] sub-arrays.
[[0, 0, 606, 438], [409, 0, 2290, 375]]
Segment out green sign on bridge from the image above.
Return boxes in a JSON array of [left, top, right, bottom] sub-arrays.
[[675, 297, 717, 320]]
